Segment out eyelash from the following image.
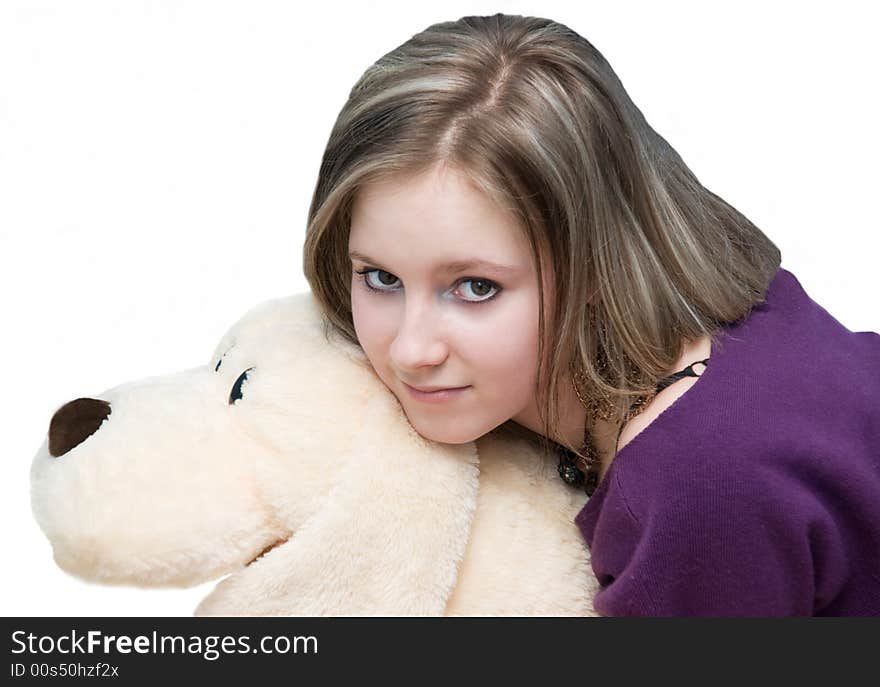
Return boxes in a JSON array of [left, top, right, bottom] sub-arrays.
[[354, 268, 502, 306]]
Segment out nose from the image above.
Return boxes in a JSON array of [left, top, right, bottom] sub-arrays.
[[48, 398, 112, 457], [389, 298, 449, 372]]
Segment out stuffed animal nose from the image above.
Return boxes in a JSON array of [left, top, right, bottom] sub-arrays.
[[48, 398, 112, 457]]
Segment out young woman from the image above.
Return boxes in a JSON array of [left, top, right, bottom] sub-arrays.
[[302, 13, 880, 616]]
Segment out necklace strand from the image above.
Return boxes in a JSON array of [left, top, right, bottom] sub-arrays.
[[558, 358, 709, 494]]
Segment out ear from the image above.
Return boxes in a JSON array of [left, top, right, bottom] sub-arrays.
[[194, 391, 481, 616]]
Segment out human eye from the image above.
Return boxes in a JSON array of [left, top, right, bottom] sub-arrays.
[[453, 277, 501, 305], [354, 267, 402, 293]]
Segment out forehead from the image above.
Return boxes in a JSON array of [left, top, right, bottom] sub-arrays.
[[348, 165, 532, 264]]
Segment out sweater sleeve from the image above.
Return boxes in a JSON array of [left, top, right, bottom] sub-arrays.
[[590, 460, 849, 617]]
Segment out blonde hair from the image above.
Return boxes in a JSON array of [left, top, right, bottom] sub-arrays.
[[302, 13, 781, 462]]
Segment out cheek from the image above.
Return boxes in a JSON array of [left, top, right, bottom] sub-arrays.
[[351, 282, 393, 361], [351, 281, 376, 343], [467, 297, 541, 389]]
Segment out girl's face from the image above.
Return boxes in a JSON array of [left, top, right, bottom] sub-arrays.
[[348, 163, 552, 445]]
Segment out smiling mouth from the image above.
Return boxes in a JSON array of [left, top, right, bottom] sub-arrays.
[[245, 537, 289, 567], [404, 382, 469, 393]]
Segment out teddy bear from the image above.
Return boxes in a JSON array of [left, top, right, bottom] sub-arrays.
[[29, 290, 600, 616]]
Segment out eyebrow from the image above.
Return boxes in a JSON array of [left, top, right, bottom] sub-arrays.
[[348, 250, 521, 276]]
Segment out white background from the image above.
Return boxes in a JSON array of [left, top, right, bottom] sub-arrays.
[[2, 1, 877, 616]]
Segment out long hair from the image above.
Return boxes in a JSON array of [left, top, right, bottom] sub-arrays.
[[302, 13, 781, 462]]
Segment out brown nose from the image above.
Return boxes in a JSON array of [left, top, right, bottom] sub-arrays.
[[48, 398, 112, 457]]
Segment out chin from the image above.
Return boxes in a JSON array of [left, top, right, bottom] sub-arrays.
[[406, 416, 483, 446]]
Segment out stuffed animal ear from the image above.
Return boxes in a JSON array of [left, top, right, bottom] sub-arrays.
[[194, 389, 481, 616]]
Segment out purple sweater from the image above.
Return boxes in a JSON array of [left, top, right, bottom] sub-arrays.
[[574, 267, 880, 616]]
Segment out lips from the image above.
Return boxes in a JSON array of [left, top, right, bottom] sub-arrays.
[[402, 382, 471, 403], [406, 383, 467, 393]]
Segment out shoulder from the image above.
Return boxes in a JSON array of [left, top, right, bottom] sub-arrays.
[[616, 425, 876, 536], [591, 447, 853, 615], [617, 443, 811, 529], [608, 408, 880, 604]]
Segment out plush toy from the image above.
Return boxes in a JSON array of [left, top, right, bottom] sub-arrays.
[[30, 291, 600, 616]]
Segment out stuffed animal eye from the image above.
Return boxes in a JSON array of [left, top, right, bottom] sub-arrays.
[[229, 367, 254, 405]]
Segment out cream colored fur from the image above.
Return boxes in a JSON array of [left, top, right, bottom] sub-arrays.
[[30, 291, 599, 616]]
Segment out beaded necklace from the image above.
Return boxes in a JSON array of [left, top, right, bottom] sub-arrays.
[[557, 357, 710, 495]]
